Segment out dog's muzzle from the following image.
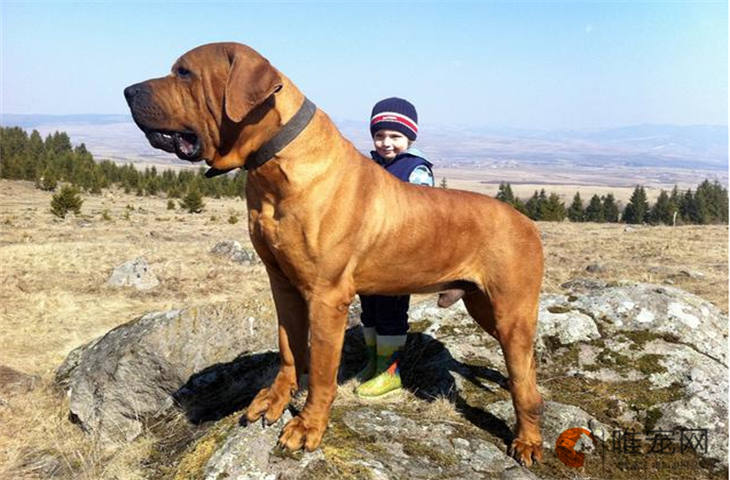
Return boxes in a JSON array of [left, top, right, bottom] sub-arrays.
[[124, 82, 202, 162]]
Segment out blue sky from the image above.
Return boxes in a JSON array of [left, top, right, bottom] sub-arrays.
[[1, 1, 727, 129]]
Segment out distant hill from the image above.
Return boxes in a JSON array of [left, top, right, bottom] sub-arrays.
[[335, 119, 728, 171], [1, 114, 131, 128], [1, 113, 727, 178]]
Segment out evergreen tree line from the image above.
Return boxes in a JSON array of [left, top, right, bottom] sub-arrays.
[[2, 126, 726, 224], [0, 127, 246, 199], [496, 181, 728, 225]]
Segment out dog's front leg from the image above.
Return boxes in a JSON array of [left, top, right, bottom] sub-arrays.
[[246, 268, 309, 425], [278, 289, 350, 451]]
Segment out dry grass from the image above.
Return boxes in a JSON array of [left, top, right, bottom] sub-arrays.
[[539, 221, 728, 310], [0, 179, 726, 478], [0, 180, 270, 374]]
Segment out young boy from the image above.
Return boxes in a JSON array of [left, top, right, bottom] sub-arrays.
[[356, 97, 434, 398]]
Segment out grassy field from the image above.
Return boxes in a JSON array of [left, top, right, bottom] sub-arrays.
[[0, 179, 726, 478]]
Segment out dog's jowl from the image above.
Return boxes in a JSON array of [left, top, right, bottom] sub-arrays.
[[125, 42, 545, 467]]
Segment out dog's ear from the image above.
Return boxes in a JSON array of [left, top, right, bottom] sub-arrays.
[[224, 47, 282, 123]]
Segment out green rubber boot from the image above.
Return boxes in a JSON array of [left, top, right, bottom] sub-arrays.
[[356, 334, 406, 398], [356, 327, 377, 382]]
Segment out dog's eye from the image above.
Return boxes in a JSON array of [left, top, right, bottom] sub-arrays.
[[176, 66, 192, 78]]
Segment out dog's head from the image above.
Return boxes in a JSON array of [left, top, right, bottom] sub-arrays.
[[123, 42, 282, 169]]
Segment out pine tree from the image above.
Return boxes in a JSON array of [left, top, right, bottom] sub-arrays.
[[50, 185, 83, 218], [525, 191, 541, 220], [567, 192, 584, 222], [26, 130, 45, 180], [692, 183, 711, 224], [713, 181, 729, 223], [679, 189, 697, 224], [440, 177, 448, 189], [623, 186, 649, 224], [40, 166, 58, 191], [602, 194, 620, 223], [585, 194, 605, 222], [667, 186, 681, 225], [512, 197, 528, 216], [496, 182, 515, 204], [541, 193, 566, 221], [649, 190, 673, 225], [181, 188, 205, 213], [694, 179, 728, 224]]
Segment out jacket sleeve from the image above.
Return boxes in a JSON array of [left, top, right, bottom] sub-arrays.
[[408, 165, 435, 187]]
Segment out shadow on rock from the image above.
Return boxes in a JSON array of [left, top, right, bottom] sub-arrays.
[[342, 326, 515, 446], [404, 331, 515, 445], [175, 327, 368, 424], [174, 325, 513, 445], [173, 352, 279, 424]]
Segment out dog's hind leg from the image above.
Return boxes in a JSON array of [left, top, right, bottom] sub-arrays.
[[278, 287, 352, 451], [247, 268, 309, 426], [463, 289, 497, 336], [464, 290, 543, 466]]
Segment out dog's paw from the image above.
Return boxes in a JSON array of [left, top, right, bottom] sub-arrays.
[[246, 385, 291, 425], [277, 415, 325, 452], [509, 438, 543, 467]]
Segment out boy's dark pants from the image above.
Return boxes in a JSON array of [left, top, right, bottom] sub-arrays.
[[359, 294, 410, 335]]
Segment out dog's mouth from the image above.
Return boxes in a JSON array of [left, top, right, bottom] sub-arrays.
[[145, 129, 202, 162]]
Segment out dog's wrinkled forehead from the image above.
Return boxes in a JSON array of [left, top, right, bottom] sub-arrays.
[[173, 42, 259, 72]]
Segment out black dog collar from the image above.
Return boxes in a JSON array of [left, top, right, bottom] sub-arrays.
[[205, 97, 317, 178]]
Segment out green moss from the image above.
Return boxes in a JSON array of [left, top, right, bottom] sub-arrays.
[[620, 330, 681, 348], [546, 376, 685, 428], [583, 362, 601, 372], [644, 407, 663, 433], [594, 348, 633, 372], [635, 354, 667, 375], [270, 444, 305, 461], [401, 439, 458, 466], [456, 360, 511, 406], [408, 320, 432, 333], [433, 322, 482, 338], [313, 407, 381, 479], [545, 339, 580, 368], [172, 415, 238, 480], [547, 304, 573, 314], [542, 335, 563, 352]]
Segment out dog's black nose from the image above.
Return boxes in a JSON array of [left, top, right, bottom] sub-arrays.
[[124, 82, 148, 104]]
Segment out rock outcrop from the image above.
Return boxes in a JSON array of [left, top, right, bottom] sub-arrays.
[[56, 305, 278, 444], [107, 257, 159, 290], [210, 240, 260, 265], [58, 281, 728, 478]]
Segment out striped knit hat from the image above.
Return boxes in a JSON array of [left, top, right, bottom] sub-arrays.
[[370, 97, 418, 141]]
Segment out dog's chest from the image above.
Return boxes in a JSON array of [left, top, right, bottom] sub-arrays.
[[248, 205, 307, 267], [249, 204, 280, 249]]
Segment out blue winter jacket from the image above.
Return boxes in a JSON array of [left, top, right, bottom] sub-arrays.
[[370, 147, 434, 186]]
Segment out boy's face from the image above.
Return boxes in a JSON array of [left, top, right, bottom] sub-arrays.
[[373, 129, 410, 161]]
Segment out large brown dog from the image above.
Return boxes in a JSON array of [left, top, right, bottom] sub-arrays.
[[124, 42, 545, 466]]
